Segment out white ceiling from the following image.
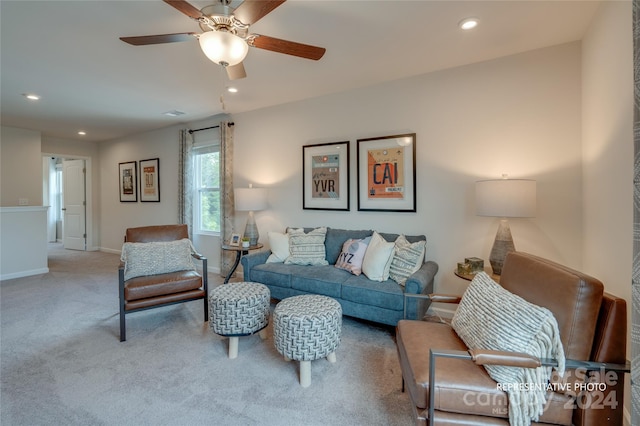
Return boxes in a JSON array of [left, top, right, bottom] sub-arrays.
[[1, 0, 601, 142]]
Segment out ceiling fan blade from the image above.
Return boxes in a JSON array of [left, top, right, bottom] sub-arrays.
[[250, 35, 325, 60], [163, 0, 203, 20], [120, 33, 197, 46], [226, 63, 247, 80], [233, 0, 286, 25]]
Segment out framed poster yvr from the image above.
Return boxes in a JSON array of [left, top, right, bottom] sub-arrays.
[[302, 141, 350, 211], [139, 158, 160, 202], [119, 161, 137, 202], [356, 133, 416, 212]]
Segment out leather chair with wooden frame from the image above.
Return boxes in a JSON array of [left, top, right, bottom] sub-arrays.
[[396, 251, 629, 426], [118, 224, 208, 342]]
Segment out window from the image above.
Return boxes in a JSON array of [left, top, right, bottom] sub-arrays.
[[193, 145, 221, 235]]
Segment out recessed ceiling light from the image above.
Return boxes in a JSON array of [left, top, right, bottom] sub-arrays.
[[227, 87, 238, 93], [78, 131, 86, 136], [163, 110, 185, 117], [23, 93, 40, 101], [459, 18, 479, 31]]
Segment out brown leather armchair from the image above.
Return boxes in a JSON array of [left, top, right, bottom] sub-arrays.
[[396, 252, 629, 425], [118, 224, 208, 342]]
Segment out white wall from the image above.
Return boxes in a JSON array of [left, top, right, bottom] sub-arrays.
[[98, 115, 230, 270], [233, 42, 583, 296], [1, 126, 42, 207], [582, 0, 632, 307], [0, 207, 49, 279], [581, 3, 632, 422]]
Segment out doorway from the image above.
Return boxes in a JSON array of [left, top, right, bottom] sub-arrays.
[[43, 155, 93, 251]]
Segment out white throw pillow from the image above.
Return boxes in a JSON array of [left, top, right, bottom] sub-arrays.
[[389, 235, 426, 286], [284, 227, 329, 266], [266, 232, 290, 263], [121, 238, 195, 281], [362, 231, 395, 281]]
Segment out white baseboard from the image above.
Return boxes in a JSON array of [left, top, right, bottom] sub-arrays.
[[1, 267, 49, 281]]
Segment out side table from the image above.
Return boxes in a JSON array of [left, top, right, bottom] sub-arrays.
[[454, 267, 500, 283], [221, 243, 264, 284]]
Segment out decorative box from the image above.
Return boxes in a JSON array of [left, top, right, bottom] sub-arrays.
[[457, 262, 472, 274], [465, 257, 484, 273]]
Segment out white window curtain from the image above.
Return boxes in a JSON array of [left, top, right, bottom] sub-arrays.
[[178, 129, 194, 238], [179, 123, 235, 277], [220, 122, 235, 277]]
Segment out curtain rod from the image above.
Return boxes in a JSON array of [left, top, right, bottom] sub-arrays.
[[188, 122, 234, 134]]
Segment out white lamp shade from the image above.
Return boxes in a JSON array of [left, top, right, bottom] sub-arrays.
[[476, 179, 536, 218], [198, 31, 249, 66], [235, 187, 268, 212]]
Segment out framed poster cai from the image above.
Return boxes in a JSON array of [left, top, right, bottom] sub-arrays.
[[357, 133, 416, 212], [302, 141, 350, 211], [139, 158, 160, 202], [119, 161, 137, 202]]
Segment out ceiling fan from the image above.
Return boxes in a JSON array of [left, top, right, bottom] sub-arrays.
[[120, 0, 326, 80]]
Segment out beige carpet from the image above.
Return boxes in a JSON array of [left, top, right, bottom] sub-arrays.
[[1, 244, 413, 425]]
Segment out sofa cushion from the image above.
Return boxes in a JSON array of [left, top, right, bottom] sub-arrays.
[[335, 237, 371, 275], [325, 228, 373, 264], [121, 238, 195, 281], [290, 265, 349, 298], [389, 235, 426, 286], [285, 227, 329, 266], [341, 275, 404, 311], [266, 231, 290, 263], [362, 231, 395, 281], [249, 263, 293, 288]]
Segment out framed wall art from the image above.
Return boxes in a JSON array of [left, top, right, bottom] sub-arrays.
[[139, 158, 160, 202], [356, 133, 416, 212], [119, 161, 137, 202], [302, 141, 350, 211]]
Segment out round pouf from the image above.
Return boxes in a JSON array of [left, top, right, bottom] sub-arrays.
[[273, 295, 342, 387], [209, 282, 270, 359]]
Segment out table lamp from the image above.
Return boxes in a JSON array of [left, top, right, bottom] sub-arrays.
[[235, 184, 268, 246], [476, 177, 536, 275]]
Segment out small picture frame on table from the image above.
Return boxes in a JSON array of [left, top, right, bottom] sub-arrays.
[[229, 233, 241, 247]]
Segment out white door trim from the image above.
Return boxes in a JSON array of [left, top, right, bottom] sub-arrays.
[[42, 153, 95, 251]]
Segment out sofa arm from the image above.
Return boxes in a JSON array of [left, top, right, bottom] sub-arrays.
[[405, 260, 439, 294], [240, 250, 271, 281], [403, 260, 439, 320]]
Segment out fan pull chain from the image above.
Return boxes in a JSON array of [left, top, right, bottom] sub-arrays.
[[219, 65, 227, 111]]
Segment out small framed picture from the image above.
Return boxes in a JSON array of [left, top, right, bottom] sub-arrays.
[[229, 233, 241, 246], [119, 161, 137, 202], [139, 158, 160, 202]]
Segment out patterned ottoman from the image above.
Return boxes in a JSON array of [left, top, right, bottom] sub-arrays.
[[273, 295, 342, 387], [209, 282, 270, 359]]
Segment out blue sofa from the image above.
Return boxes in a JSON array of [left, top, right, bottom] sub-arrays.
[[240, 228, 439, 326]]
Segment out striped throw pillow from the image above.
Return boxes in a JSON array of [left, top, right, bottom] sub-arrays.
[[389, 235, 426, 286], [284, 227, 329, 266]]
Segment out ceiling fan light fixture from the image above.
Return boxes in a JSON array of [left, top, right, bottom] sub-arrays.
[[199, 30, 248, 67]]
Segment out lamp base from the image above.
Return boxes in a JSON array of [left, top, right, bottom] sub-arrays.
[[243, 211, 259, 246], [489, 219, 515, 275]]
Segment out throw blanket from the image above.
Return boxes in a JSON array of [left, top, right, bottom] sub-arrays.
[[451, 272, 565, 426]]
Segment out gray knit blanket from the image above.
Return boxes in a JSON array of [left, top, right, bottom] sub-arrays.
[[451, 272, 565, 426]]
